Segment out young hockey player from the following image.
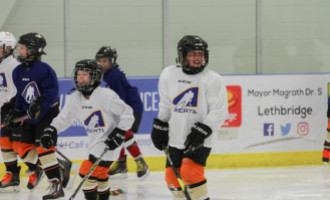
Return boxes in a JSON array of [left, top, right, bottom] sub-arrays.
[[3, 32, 68, 199], [95, 46, 149, 180], [40, 59, 134, 200], [0, 31, 22, 192], [151, 35, 228, 200]]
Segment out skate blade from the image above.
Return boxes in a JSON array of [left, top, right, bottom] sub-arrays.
[[65, 164, 79, 190], [0, 185, 20, 193], [138, 169, 150, 181], [109, 173, 128, 179], [43, 197, 64, 200]]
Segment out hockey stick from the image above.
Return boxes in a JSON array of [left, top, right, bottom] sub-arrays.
[[56, 148, 72, 163], [55, 148, 79, 189], [0, 115, 29, 128], [68, 147, 109, 200], [162, 145, 192, 200]]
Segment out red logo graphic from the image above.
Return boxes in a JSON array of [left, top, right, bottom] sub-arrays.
[[297, 122, 309, 136], [222, 85, 242, 128]]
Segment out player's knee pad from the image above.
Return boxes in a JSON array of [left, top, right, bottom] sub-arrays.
[[37, 147, 59, 171], [188, 180, 209, 200], [1, 150, 17, 163], [20, 148, 38, 165], [170, 189, 186, 200], [0, 136, 13, 150], [326, 129, 330, 141], [17, 142, 36, 159], [181, 158, 205, 185], [97, 180, 110, 191], [82, 178, 98, 194]]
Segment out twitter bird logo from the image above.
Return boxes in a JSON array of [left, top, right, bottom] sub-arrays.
[[281, 123, 291, 136]]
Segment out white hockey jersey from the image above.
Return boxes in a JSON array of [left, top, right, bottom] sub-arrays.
[[158, 65, 228, 149], [0, 55, 19, 109], [51, 86, 134, 161]]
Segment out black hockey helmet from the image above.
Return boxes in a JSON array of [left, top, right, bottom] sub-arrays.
[[17, 32, 46, 63], [72, 59, 103, 96], [95, 46, 117, 67], [176, 35, 209, 74]]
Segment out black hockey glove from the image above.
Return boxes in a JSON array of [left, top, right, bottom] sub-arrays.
[[3, 109, 21, 130], [151, 118, 169, 151], [27, 97, 43, 120], [40, 126, 57, 150], [105, 128, 126, 150], [184, 122, 212, 156], [1, 102, 14, 123]]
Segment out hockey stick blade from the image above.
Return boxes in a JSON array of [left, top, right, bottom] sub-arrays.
[[162, 145, 192, 200], [110, 189, 124, 196], [0, 115, 29, 129], [56, 148, 73, 164], [68, 147, 109, 200]]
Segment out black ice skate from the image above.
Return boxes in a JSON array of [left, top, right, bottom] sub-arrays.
[[26, 165, 44, 190], [135, 157, 150, 180], [108, 157, 128, 179], [0, 166, 21, 192], [42, 178, 64, 200], [58, 158, 72, 188]]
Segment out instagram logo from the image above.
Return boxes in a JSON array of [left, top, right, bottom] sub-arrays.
[[297, 122, 309, 136]]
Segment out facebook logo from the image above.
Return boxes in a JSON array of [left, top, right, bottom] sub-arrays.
[[264, 123, 274, 136]]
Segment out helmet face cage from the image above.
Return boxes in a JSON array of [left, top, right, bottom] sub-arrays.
[[95, 46, 117, 67], [72, 59, 103, 96], [176, 35, 209, 74], [17, 32, 46, 62], [0, 32, 16, 62]]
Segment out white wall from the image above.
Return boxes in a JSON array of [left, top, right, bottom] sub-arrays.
[[1, 0, 330, 77]]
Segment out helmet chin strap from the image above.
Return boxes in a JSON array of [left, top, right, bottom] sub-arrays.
[[18, 52, 39, 66], [77, 80, 100, 97], [182, 64, 205, 75], [181, 58, 206, 75]]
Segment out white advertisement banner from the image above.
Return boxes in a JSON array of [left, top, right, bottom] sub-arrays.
[[215, 74, 329, 154]]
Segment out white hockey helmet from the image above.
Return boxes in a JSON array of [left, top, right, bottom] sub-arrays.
[[0, 31, 16, 49], [0, 32, 16, 62]]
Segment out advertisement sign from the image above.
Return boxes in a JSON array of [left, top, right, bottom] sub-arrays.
[[215, 74, 329, 154]]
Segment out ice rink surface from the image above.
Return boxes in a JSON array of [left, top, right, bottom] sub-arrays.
[[1, 165, 330, 200]]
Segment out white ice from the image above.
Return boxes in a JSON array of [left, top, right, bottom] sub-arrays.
[[1, 165, 330, 200]]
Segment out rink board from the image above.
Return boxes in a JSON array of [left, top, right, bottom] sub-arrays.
[[1, 74, 329, 175]]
